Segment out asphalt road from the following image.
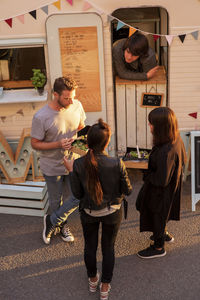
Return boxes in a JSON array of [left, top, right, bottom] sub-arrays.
[[1, 170, 200, 300]]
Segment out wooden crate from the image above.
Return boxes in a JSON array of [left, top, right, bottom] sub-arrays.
[[0, 181, 48, 217], [115, 66, 167, 153]]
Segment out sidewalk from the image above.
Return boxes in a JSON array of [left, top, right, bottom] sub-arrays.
[[0, 170, 200, 300]]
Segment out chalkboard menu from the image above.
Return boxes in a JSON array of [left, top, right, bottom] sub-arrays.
[[141, 93, 163, 107], [59, 26, 101, 112]]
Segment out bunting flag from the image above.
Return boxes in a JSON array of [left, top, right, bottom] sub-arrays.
[[0, 0, 200, 48], [53, 0, 61, 10], [166, 35, 174, 46], [5, 18, 12, 28], [129, 27, 137, 37], [29, 10, 37, 20], [66, 0, 73, 5], [191, 30, 199, 40], [179, 34, 186, 43], [82, 1, 92, 11], [116, 21, 125, 31], [17, 15, 24, 24], [153, 34, 159, 41], [0, 117, 6, 122], [188, 112, 197, 119], [107, 15, 115, 22], [16, 109, 24, 116], [41, 6, 49, 15]]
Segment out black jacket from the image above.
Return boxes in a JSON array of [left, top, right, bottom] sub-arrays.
[[136, 134, 186, 232], [69, 152, 132, 211]]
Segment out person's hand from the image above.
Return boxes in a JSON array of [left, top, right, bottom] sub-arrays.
[[147, 66, 159, 79], [63, 156, 74, 172], [60, 138, 74, 150]]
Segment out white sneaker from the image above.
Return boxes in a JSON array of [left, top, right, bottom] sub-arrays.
[[60, 223, 74, 242]]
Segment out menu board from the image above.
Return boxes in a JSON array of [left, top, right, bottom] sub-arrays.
[[59, 26, 101, 112]]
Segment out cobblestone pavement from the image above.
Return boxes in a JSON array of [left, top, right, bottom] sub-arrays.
[[0, 170, 200, 300]]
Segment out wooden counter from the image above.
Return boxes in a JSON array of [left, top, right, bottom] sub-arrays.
[[124, 160, 148, 169], [115, 66, 167, 155]]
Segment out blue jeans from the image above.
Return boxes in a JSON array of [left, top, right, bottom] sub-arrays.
[[43, 174, 79, 226]]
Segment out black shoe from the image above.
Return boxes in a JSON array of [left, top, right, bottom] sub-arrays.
[[60, 222, 74, 242], [43, 214, 55, 245], [150, 231, 174, 243], [137, 244, 166, 259]]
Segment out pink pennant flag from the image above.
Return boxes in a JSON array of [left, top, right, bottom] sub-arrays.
[[5, 18, 12, 28], [66, 0, 73, 5], [166, 35, 174, 46], [17, 15, 24, 24], [82, 1, 92, 11], [188, 112, 197, 119], [153, 34, 159, 41]]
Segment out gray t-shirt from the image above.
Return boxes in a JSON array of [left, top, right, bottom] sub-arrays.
[[31, 100, 86, 176]]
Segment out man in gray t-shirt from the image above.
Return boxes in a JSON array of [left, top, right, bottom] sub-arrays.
[[31, 77, 86, 245]]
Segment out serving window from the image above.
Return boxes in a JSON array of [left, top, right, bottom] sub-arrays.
[[0, 46, 46, 89]]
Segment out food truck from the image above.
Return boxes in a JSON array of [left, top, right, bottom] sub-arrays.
[[0, 0, 199, 214]]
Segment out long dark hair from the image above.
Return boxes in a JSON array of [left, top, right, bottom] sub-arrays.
[[148, 107, 179, 146], [85, 119, 111, 205], [123, 31, 149, 58]]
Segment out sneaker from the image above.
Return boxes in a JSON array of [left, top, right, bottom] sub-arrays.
[[89, 271, 100, 292], [60, 223, 74, 242], [43, 214, 55, 245], [137, 244, 166, 259], [150, 231, 174, 243]]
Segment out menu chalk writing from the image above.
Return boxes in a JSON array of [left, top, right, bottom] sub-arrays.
[[59, 26, 101, 112], [141, 93, 163, 107]]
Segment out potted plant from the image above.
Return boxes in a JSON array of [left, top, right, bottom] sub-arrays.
[[31, 69, 46, 95]]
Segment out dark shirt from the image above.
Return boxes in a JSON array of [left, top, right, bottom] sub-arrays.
[[112, 38, 157, 80]]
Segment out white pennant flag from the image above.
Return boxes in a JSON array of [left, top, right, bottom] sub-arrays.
[[166, 35, 174, 46]]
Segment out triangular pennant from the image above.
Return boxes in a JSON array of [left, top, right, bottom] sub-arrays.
[[116, 21, 125, 31], [41, 6, 49, 15], [16, 109, 24, 116], [153, 34, 159, 41], [82, 1, 92, 11], [107, 15, 115, 22], [129, 27, 137, 37], [17, 15, 24, 24], [53, 0, 61, 10], [66, 0, 73, 5], [179, 34, 186, 43], [188, 112, 197, 119], [5, 18, 12, 28], [29, 10, 37, 20], [166, 35, 174, 46], [0, 117, 6, 122], [191, 31, 199, 40]]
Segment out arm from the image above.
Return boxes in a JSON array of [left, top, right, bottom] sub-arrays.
[[119, 159, 133, 195], [69, 160, 84, 199], [31, 137, 73, 151]]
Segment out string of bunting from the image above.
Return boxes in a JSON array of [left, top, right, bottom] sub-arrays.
[[2, 0, 200, 46], [0, 109, 24, 123]]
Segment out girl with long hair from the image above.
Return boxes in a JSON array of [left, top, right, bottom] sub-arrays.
[[136, 107, 186, 259], [64, 119, 132, 300]]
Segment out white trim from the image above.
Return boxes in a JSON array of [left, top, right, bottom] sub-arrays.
[[0, 37, 46, 47], [0, 89, 48, 104]]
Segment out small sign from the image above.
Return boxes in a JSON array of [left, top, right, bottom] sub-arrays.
[[141, 93, 163, 108]]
